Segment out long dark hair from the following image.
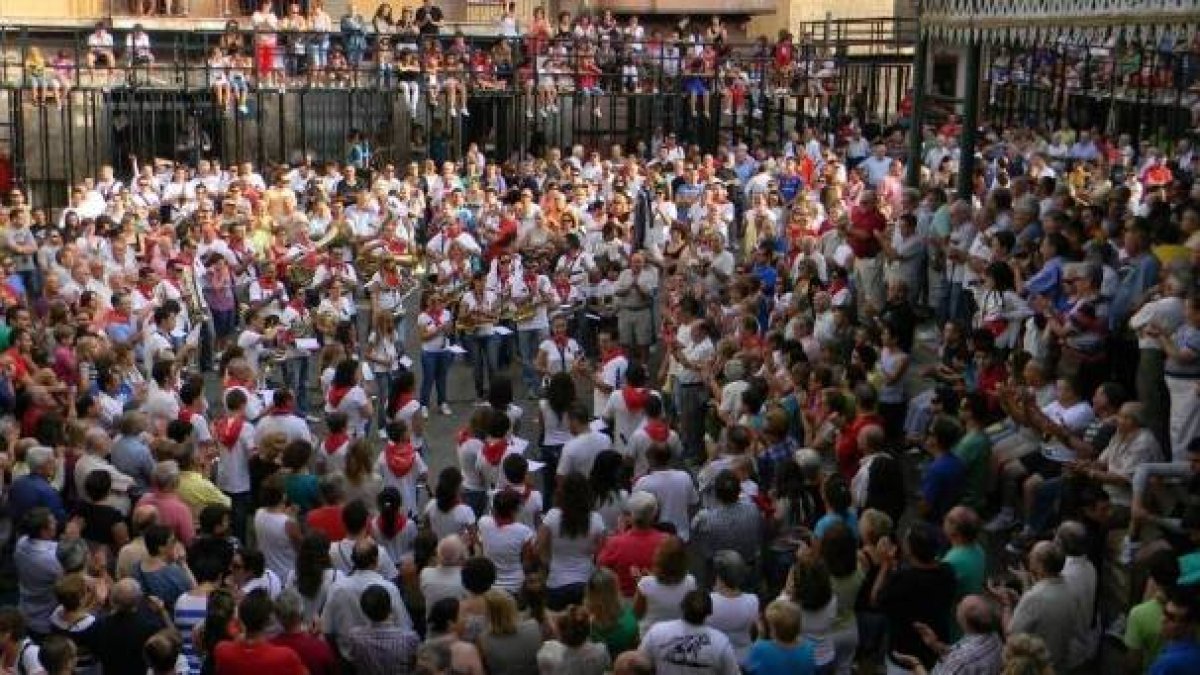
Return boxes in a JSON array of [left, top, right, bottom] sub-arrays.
[[332, 359, 359, 388], [377, 487, 405, 538], [545, 372, 575, 416], [589, 450, 626, 509], [556, 472, 593, 538], [296, 532, 332, 598], [434, 467, 463, 512]]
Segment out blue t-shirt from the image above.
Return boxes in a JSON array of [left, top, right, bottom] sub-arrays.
[[1150, 639, 1200, 675], [814, 510, 858, 541], [921, 453, 966, 521], [778, 175, 802, 203], [744, 639, 815, 675]]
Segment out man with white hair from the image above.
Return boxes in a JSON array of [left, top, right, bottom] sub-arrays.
[[73, 427, 134, 515], [14, 507, 65, 638], [136, 461, 195, 546], [8, 446, 66, 526], [598, 491, 667, 598], [1056, 520, 1099, 668], [418, 535, 468, 621]]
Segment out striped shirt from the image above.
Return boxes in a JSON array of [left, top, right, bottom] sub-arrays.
[[344, 624, 420, 675], [173, 593, 209, 675]]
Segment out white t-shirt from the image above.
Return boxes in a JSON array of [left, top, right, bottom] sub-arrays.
[[538, 338, 584, 375], [633, 469, 699, 541], [706, 592, 760, 661], [417, 309, 453, 352], [459, 289, 499, 336], [626, 424, 684, 478], [542, 508, 605, 589], [375, 448, 429, 516], [214, 417, 255, 494], [458, 437, 486, 492], [558, 431, 612, 478], [539, 401, 573, 447], [478, 516, 535, 593], [602, 388, 655, 452], [641, 620, 739, 675], [1041, 400, 1096, 434], [636, 574, 698, 632], [326, 385, 371, 436], [423, 501, 477, 541]]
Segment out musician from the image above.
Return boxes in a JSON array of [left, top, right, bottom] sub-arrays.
[[325, 358, 373, 438], [555, 233, 596, 287], [437, 245, 474, 294], [535, 314, 584, 382], [513, 258, 554, 397], [614, 251, 659, 364], [202, 254, 238, 354], [345, 187, 381, 241], [278, 296, 314, 413], [143, 304, 179, 374], [416, 291, 453, 416], [425, 218, 482, 263], [236, 309, 278, 378], [459, 271, 500, 402], [311, 252, 359, 290], [367, 256, 411, 350], [591, 329, 628, 414], [317, 282, 357, 346], [247, 265, 289, 315]]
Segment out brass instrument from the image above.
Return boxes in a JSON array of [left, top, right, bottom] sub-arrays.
[[178, 264, 207, 325], [312, 310, 338, 335], [456, 292, 499, 334]]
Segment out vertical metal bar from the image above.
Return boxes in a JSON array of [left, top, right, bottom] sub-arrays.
[[906, 34, 928, 189], [957, 41, 981, 201]]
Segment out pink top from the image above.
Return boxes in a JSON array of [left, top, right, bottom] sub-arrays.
[[137, 490, 196, 545]]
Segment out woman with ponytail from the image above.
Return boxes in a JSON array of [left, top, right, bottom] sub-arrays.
[[372, 486, 418, 567]]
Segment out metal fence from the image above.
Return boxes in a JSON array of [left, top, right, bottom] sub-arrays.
[[0, 22, 917, 208]]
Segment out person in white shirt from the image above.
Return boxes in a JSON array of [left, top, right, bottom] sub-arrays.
[[459, 272, 500, 403], [478, 489, 536, 595], [669, 307, 715, 463], [558, 402, 612, 481], [591, 330, 628, 415], [602, 363, 654, 455], [614, 253, 658, 363], [639, 589, 739, 675], [324, 359, 373, 438], [416, 292, 454, 416], [512, 260, 554, 397], [536, 471, 606, 611], [633, 444, 699, 541]]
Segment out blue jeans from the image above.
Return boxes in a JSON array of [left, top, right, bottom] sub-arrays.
[[374, 369, 397, 429], [464, 333, 500, 399], [517, 328, 545, 396], [419, 350, 451, 407]]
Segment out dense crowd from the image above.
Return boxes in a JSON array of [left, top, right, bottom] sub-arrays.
[[2, 10, 1200, 675]]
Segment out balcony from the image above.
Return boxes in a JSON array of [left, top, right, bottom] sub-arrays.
[[590, 0, 778, 15]]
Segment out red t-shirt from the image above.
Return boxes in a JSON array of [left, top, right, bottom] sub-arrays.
[[271, 632, 338, 675], [597, 528, 667, 597], [835, 413, 885, 480], [215, 640, 306, 675], [848, 206, 886, 259], [305, 505, 347, 543]]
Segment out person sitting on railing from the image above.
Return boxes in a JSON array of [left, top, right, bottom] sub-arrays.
[[86, 21, 116, 75], [125, 24, 154, 70]]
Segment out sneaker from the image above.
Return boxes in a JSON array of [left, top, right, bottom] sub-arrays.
[[440, 403, 452, 416], [593, 107, 602, 118], [985, 508, 1017, 533], [450, 108, 457, 117], [238, 104, 248, 114], [752, 108, 763, 118], [378, 429, 388, 439], [526, 109, 534, 119], [460, 107, 469, 117], [420, 405, 429, 419]]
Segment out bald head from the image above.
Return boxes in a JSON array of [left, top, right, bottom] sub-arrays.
[[437, 535, 467, 567], [112, 579, 143, 611], [957, 595, 999, 635], [614, 650, 652, 675]]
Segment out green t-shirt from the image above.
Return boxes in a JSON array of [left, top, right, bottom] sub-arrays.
[[0, 323, 12, 352], [591, 607, 639, 660], [953, 431, 992, 513], [942, 543, 986, 599], [1124, 597, 1165, 673]]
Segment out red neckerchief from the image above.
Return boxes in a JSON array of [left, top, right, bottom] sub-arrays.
[[499, 266, 512, 288], [644, 418, 670, 443], [323, 431, 349, 455], [390, 391, 415, 416], [427, 306, 445, 329], [481, 438, 508, 465], [179, 408, 196, 424], [554, 279, 572, 301], [268, 403, 295, 417], [303, 251, 320, 269], [385, 238, 408, 255], [602, 346, 625, 367], [621, 386, 651, 412], [375, 511, 409, 535], [104, 308, 131, 327], [136, 281, 156, 298], [327, 385, 352, 408], [384, 440, 417, 477], [214, 415, 245, 448], [383, 268, 401, 287], [224, 377, 253, 391], [553, 333, 570, 349], [258, 278, 278, 293], [523, 272, 537, 293]]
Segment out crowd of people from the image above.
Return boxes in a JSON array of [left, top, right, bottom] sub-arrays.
[[2, 10, 1200, 675]]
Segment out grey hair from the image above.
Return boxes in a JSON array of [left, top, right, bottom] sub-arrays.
[[56, 538, 89, 573], [712, 550, 747, 591], [1120, 402, 1147, 428], [1054, 521, 1088, 558], [628, 491, 659, 527], [437, 534, 468, 567], [274, 588, 305, 626], [26, 446, 55, 474], [111, 578, 143, 611], [152, 461, 181, 490]]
